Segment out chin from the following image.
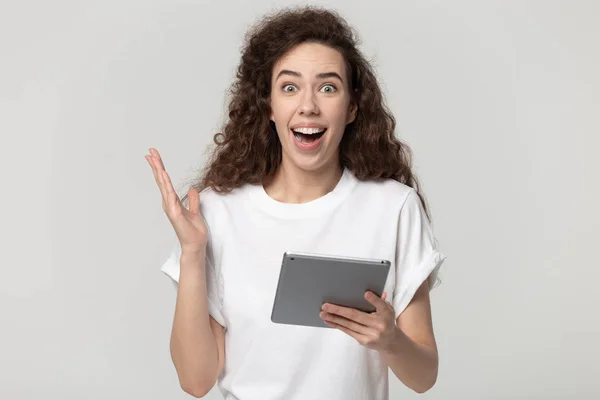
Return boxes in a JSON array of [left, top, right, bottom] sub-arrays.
[[287, 154, 336, 174]]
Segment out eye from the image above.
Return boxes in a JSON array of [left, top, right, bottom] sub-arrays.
[[282, 84, 297, 92], [320, 84, 337, 93]]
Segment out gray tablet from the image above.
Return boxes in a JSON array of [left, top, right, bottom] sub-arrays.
[[270, 251, 391, 328]]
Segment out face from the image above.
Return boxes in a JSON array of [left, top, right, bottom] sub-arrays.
[[270, 42, 357, 173]]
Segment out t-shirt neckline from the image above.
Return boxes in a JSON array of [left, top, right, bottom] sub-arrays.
[[247, 167, 357, 219]]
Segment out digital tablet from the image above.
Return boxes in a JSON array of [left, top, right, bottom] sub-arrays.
[[270, 251, 391, 328]]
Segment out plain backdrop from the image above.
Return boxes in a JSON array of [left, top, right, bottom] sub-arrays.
[[1, 0, 598, 399]]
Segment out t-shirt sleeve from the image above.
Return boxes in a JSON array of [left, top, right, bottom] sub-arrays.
[[392, 189, 447, 320], [160, 238, 226, 328]]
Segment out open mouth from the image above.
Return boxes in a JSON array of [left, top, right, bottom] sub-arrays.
[[291, 128, 327, 144]]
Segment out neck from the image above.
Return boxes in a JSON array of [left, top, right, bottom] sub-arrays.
[[263, 158, 343, 204]]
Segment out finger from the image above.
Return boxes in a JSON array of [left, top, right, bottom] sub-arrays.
[[146, 154, 167, 199], [326, 320, 369, 344], [147, 149, 166, 185], [321, 311, 371, 335], [365, 291, 388, 312], [188, 188, 199, 215], [160, 168, 180, 207], [145, 154, 160, 185], [150, 148, 167, 172], [381, 292, 393, 307], [324, 320, 336, 328], [323, 303, 373, 326], [147, 149, 177, 207]]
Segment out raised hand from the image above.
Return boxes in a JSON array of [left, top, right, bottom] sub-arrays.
[[146, 148, 208, 255]]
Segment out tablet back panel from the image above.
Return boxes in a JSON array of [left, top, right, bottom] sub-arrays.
[[270, 251, 391, 328]]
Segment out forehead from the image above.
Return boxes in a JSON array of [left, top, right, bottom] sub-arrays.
[[273, 42, 347, 78]]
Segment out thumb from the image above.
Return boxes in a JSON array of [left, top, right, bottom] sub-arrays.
[[188, 189, 199, 215]]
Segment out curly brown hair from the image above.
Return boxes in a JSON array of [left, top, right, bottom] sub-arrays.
[[182, 5, 431, 219]]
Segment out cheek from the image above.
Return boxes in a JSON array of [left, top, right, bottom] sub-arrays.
[[270, 100, 294, 124], [327, 106, 351, 132], [270, 112, 292, 141], [329, 97, 351, 117]]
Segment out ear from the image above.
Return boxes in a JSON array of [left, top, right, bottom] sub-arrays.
[[347, 100, 358, 124]]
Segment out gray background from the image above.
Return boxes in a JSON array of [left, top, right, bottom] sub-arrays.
[[1, 0, 598, 399]]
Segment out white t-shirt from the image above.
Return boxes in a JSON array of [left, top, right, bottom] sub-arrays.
[[161, 167, 447, 400]]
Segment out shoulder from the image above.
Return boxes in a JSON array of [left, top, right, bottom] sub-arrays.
[[352, 175, 416, 206], [342, 175, 419, 220]]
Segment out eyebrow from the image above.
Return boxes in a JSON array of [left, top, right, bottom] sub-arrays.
[[275, 69, 344, 83]]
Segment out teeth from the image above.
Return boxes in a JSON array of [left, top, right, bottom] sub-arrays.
[[292, 127, 325, 135]]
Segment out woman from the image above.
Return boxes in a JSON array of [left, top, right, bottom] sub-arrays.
[[146, 6, 446, 399]]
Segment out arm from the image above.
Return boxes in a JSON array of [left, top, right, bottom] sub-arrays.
[[380, 279, 439, 393], [170, 251, 225, 398]]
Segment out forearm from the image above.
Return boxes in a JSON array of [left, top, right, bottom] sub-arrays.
[[171, 251, 219, 393], [380, 327, 439, 393]]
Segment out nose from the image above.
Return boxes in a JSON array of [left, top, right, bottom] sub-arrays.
[[298, 90, 319, 115]]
